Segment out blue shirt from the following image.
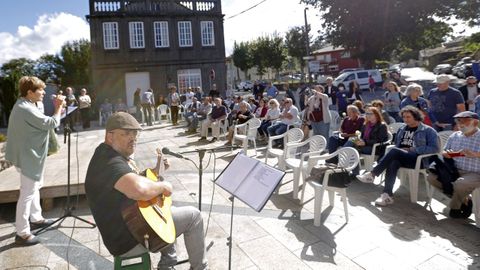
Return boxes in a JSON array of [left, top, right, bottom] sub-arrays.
[[336, 91, 348, 112], [428, 87, 464, 125], [266, 86, 278, 98], [445, 130, 480, 173]]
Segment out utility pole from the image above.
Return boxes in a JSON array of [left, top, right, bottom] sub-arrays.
[[304, 7, 312, 83]]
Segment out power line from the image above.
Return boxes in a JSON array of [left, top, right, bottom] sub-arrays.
[[225, 0, 268, 20]]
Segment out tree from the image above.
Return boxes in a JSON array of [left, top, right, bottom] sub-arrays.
[[60, 39, 91, 88], [35, 54, 64, 84], [232, 41, 253, 80], [300, 0, 473, 66], [250, 35, 286, 78], [0, 58, 36, 120], [285, 26, 308, 75]]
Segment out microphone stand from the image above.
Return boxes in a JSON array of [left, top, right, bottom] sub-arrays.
[[36, 106, 96, 235]]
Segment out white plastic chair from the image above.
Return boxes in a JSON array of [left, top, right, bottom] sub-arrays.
[[284, 135, 327, 199], [157, 104, 170, 123], [388, 116, 396, 124], [301, 147, 360, 226], [426, 130, 454, 204], [219, 114, 230, 139], [329, 110, 341, 134], [473, 188, 480, 228], [233, 118, 261, 156], [360, 132, 393, 172], [397, 133, 441, 203], [265, 128, 304, 170], [388, 122, 405, 135]]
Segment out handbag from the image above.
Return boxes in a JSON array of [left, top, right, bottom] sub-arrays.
[[309, 108, 323, 122], [306, 163, 354, 188], [428, 156, 459, 197]]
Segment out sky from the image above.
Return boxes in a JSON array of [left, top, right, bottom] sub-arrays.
[[0, 0, 478, 66]]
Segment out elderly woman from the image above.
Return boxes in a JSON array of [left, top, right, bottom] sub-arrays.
[[383, 81, 403, 122], [258, 99, 280, 139], [305, 85, 331, 139], [78, 88, 92, 129], [400, 83, 436, 126], [225, 101, 252, 145], [327, 105, 365, 154]]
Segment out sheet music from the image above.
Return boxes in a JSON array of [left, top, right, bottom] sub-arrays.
[[216, 153, 285, 212], [234, 164, 284, 211], [215, 154, 258, 194]]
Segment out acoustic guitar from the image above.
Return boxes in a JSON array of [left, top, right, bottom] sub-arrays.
[[121, 150, 176, 252]]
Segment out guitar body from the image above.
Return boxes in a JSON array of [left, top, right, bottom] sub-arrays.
[[122, 169, 176, 252]]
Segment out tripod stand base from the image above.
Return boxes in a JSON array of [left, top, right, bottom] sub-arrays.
[[35, 208, 96, 235]]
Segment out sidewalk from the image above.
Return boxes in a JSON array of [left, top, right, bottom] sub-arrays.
[[0, 121, 479, 270]]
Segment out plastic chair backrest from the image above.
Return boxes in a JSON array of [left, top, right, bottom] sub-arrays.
[[308, 135, 327, 152], [247, 118, 261, 137], [337, 147, 360, 171], [438, 130, 454, 149], [388, 122, 405, 134], [286, 128, 304, 144], [158, 104, 168, 114]]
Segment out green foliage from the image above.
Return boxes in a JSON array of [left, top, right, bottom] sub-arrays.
[[232, 41, 253, 78], [300, 0, 466, 65], [285, 26, 308, 71], [0, 133, 6, 142], [35, 54, 64, 84], [250, 34, 287, 77], [461, 32, 480, 55], [0, 58, 34, 119], [60, 39, 91, 88]]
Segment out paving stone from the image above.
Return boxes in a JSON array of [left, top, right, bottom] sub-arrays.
[[416, 254, 466, 270], [353, 247, 416, 270], [292, 241, 363, 270]]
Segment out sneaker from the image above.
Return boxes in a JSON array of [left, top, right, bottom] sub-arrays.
[[199, 137, 207, 141], [15, 234, 40, 246], [460, 198, 473, 218], [375, 193, 394, 206], [356, 172, 374, 183], [449, 209, 466, 219], [30, 218, 55, 230]]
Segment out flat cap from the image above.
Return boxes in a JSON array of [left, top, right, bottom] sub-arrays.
[[453, 111, 479, 120], [106, 112, 142, 131]]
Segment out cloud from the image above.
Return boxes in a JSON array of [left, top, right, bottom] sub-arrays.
[[222, 0, 322, 56], [0, 12, 90, 65]]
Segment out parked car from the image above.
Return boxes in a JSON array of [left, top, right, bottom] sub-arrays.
[[339, 68, 363, 75], [236, 81, 254, 91], [388, 64, 402, 74], [333, 69, 383, 90], [433, 64, 452, 74]]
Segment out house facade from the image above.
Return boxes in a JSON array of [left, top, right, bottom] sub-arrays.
[[87, 0, 226, 107], [311, 45, 362, 77]]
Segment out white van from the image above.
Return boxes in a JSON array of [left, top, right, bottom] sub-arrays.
[[333, 69, 383, 90]]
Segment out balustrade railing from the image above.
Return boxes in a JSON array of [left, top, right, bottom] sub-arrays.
[[90, 0, 219, 14]]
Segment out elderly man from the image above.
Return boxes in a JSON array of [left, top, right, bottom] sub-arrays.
[[427, 111, 480, 219], [324, 76, 339, 106], [200, 97, 227, 143], [85, 112, 208, 269], [267, 97, 299, 147], [357, 106, 440, 206], [459, 76, 480, 112], [428, 74, 465, 131]]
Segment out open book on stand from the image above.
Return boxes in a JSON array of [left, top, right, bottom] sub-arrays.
[[215, 153, 285, 212]]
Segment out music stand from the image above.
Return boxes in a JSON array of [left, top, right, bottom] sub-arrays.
[[36, 105, 96, 235], [215, 153, 285, 270]]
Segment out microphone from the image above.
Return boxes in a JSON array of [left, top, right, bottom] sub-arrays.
[[162, 147, 188, 159]]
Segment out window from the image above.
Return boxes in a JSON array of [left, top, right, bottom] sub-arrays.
[[325, 54, 332, 63], [154, 21, 169, 48], [346, 74, 355, 81], [200, 21, 214, 46], [329, 65, 339, 72], [341, 51, 351, 58], [357, 72, 369, 79], [178, 69, 202, 92], [129, 21, 145, 49], [103, 22, 119, 49], [178, 21, 192, 47]]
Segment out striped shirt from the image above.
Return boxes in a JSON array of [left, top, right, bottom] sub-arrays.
[[445, 130, 480, 173]]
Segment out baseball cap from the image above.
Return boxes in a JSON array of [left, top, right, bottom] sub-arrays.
[[106, 112, 142, 131], [434, 74, 451, 84], [453, 111, 479, 120]]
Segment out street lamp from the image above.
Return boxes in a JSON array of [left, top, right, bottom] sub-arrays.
[[304, 7, 311, 83]]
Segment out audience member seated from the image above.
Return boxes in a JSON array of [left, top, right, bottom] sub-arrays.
[[254, 98, 269, 119], [99, 98, 113, 125], [427, 111, 480, 219], [200, 98, 227, 143], [189, 97, 212, 133], [248, 97, 258, 113], [225, 101, 253, 146], [184, 97, 201, 133], [400, 83, 435, 126], [343, 106, 389, 175], [428, 74, 465, 131], [370, 99, 392, 125], [357, 106, 439, 206], [267, 98, 299, 148], [352, 100, 365, 115], [258, 99, 280, 140], [114, 98, 128, 113], [328, 105, 365, 154]]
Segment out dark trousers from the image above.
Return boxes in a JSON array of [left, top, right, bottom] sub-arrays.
[[142, 104, 153, 126], [80, 108, 90, 129], [170, 106, 179, 124], [372, 148, 418, 196], [258, 120, 272, 136]]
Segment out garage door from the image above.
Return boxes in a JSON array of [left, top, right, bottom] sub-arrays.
[[125, 72, 150, 107]]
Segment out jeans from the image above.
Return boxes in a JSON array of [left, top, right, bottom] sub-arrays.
[[258, 120, 272, 136], [16, 168, 45, 237], [371, 148, 418, 196], [310, 121, 330, 140], [121, 206, 208, 270], [267, 122, 288, 146]]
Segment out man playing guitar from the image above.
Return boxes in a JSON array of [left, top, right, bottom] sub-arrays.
[[85, 112, 208, 270]]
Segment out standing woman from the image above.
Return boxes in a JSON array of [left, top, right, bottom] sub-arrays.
[[347, 80, 363, 104], [6, 76, 64, 245], [133, 88, 142, 121], [167, 85, 181, 125], [383, 81, 403, 122], [78, 88, 92, 129], [306, 85, 331, 139], [400, 83, 435, 126]]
